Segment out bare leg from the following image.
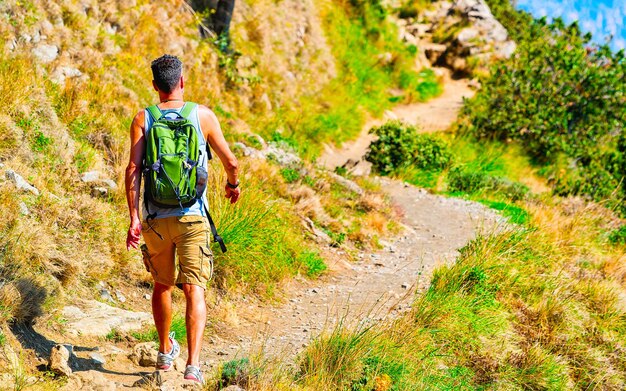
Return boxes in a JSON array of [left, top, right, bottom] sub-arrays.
[[182, 284, 207, 366], [153, 282, 174, 353]]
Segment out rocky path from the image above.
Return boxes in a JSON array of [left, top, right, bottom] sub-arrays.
[[44, 76, 500, 389], [201, 180, 505, 366]]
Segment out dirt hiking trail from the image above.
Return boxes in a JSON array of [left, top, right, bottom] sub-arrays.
[[319, 73, 475, 172], [51, 76, 505, 390]]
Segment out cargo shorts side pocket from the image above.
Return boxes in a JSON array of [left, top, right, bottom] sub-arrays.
[[140, 244, 155, 275], [200, 245, 214, 282]]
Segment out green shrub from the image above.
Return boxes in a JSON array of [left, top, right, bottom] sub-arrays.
[[460, 8, 626, 210], [448, 166, 529, 202], [131, 315, 186, 344], [366, 121, 453, 175], [280, 168, 301, 184], [219, 358, 257, 388], [298, 250, 327, 277]]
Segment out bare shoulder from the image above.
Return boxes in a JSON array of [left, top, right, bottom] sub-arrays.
[[131, 110, 146, 129], [197, 104, 219, 121], [196, 104, 220, 132]]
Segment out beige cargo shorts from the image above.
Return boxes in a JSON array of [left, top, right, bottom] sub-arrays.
[[141, 215, 214, 289]]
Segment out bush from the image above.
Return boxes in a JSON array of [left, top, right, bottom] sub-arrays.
[[366, 121, 453, 175], [460, 9, 626, 209], [448, 166, 529, 201]]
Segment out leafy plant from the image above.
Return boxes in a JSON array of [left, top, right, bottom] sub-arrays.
[[298, 250, 327, 277], [366, 121, 453, 175], [280, 168, 301, 184], [460, 9, 626, 211]]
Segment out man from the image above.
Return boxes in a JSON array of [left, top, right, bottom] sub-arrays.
[[125, 54, 240, 384]]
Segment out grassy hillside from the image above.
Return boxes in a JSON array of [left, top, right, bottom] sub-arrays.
[[0, 0, 440, 348]]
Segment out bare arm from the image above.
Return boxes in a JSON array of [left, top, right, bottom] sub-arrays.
[[125, 111, 146, 249], [198, 106, 240, 204]]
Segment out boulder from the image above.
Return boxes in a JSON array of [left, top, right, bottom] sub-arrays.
[[61, 299, 151, 337], [49, 344, 72, 377]]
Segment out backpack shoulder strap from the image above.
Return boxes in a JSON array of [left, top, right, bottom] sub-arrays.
[[146, 105, 162, 122], [180, 102, 197, 119]]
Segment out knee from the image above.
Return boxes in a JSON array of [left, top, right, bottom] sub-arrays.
[[154, 282, 174, 294], [182, 284, 205, 300]]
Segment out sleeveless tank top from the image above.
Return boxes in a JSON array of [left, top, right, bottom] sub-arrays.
[[142, 103, 208, 220]]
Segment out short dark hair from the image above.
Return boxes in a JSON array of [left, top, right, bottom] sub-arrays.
[[151, 54, 183, 93]]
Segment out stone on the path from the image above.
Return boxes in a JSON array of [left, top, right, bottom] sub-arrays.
[[64, 370, 118, 390], [132, 371, 162, 388], [129, 342, 158, 367], [61, 299, 151, 337], [89, 352, 106, 365], [173, 357, 186, 372], [220, 386, 246, 391], [51, 66, 83, 85], [81, 171, 117, 186], [49, 344, 72, 377], [6, 170, 40, 195]]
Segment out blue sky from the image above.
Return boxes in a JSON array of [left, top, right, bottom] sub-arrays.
[[516, 0, 626, 50]]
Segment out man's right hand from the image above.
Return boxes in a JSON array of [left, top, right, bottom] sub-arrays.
[[126, 219, 142, 250], [225, 184, 240, 204]]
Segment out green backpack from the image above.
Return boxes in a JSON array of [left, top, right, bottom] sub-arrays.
[[143, 102, 226, 252]]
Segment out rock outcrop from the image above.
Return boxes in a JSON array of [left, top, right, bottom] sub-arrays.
[[396, 0, 516, 75]]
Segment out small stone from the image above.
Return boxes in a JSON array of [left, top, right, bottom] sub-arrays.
[[216, 350, 228, 356], [91, 186, 108, 197], [174, 357, 185, 372], [401, 283, 410, 289], [101, 179, 118, 190], [89, 352, 106, 365], [129, 342, 158, 367], [50, 66, 82, 85], [6, 170, 39, 195], [132, 371, 162, 388], [49, 344, 72, 377], [19, 202, 30, 216], [32, 44, 58, 63], [81, 171, 100, 183], [144, 293, 151, 300], [115, 290, 126, 303], [220, 386, 245, 391], [100, 289, 115, 303]]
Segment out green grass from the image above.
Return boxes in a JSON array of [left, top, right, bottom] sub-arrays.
[[476, 200, 530, 225], [256, 201, 626, 390], [258, 1, 442, 159], [131, 315, 187, 344]]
